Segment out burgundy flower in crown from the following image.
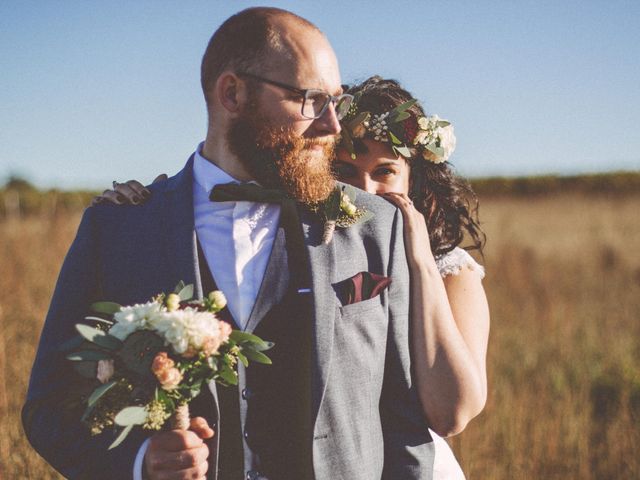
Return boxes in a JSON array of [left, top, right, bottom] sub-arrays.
[[340, 93, 456, 164]]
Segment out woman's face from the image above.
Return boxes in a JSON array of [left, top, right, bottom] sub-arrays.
[[334, 138, 411, 195]]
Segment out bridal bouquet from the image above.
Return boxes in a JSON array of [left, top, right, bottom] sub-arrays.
[[65, 282, 272, 449]]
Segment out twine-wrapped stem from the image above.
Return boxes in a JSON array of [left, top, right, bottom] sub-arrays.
[[169, 403, 190, 430]]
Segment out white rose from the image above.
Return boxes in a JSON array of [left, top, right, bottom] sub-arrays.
[[436, 125, 456, 161]]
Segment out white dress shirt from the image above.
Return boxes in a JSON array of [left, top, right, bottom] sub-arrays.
[[134, 142, 281, 479], [192, 142, 281, 328]]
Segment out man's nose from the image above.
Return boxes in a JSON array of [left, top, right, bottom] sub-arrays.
[[312, 101, 341, 135]]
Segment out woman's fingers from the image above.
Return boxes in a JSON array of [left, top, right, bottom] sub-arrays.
[[381, 192, 414, 212], [117, 180, 149, 200], [94, 189, 125, 206]]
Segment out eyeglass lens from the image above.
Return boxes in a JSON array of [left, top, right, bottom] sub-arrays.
[[302, 92, 353, 120]]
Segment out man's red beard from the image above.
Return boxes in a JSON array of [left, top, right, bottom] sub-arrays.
[[226, 107, 337, 204]]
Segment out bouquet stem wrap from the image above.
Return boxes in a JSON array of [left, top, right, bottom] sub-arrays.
[[170, 404, 190, 430]]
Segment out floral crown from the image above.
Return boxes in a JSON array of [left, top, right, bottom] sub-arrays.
[[339, 93, 456, 164]]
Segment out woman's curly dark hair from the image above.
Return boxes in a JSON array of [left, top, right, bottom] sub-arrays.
[[344, 76, 485, 256]]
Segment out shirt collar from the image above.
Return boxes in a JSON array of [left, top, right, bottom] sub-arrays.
[[193, 142, 244, 195]]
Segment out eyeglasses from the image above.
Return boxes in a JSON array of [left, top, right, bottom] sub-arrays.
[[238, 72, 354, 120]]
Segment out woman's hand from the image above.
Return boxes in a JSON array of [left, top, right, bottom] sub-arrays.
[[381, 192, 435, 268], [91, 174, 167, 206]]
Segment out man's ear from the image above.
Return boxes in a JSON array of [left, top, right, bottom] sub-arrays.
[[216, 72, 247, 116]]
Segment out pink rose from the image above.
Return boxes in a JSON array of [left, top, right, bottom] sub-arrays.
[[157, 367, 183, 390], [218, 321, 232, 343], [96, 359, 114, 384], [202, 336, 222, 357], [151, 352, 174, 375]]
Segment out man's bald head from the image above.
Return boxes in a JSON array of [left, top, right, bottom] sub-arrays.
[[201, 7, 324, 108]]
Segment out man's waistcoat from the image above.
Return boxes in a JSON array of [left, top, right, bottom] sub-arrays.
[[192, 226, 314, 480]]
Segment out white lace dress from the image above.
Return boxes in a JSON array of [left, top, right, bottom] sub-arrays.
[[429, 247, 485, 480]]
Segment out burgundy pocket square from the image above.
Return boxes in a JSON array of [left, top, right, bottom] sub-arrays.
[[336, 271, 392, 305]]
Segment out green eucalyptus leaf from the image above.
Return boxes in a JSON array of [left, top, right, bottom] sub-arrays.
[[66, 350, 112, 362], [388, 131, 402, 145], [84, 316, 115, 326], [242, 347, 272, 365], [229, 330, 269, 349], [237, 351, 249, 368], [72, 361, 97, 379], [88, 380, 117, 408], [177, 284, 194, 301], [253, 341, 275, 352], [114, 406, 148, 426], [91, 301, 122, 315], [394, 112, 411, 122], [358, 210, 375, 225], [436, 120, 450, 127], [393, 145, 412, 158], [207, 356, 219, 371], [218, 365, 238, 385], [396, 99, 417, 112], [426, 145, 445, 157], [323, 188, 341, 221], [76, 324, 123, 350], [341, 184, 358, 203], [108, 424, 134, 450], [118, 331, 165, 379], [344, 111, 369, 129], [173, 281, 186, 294], [58, 335, 85, 352]]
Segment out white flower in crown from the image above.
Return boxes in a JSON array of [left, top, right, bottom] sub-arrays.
[[436, 124, 456, 161], [370, 112, 390, 142]]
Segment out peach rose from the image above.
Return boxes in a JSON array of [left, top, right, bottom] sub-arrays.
[[202, 336, 222, 357], [157, 367, 183, 390], [151, 352, 175, 375], [218, 321, 232, 343]]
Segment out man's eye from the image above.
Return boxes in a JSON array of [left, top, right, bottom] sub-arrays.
[[375, 168, 396, 176]]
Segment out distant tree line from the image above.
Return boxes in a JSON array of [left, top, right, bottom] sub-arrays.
[[1, 171, 639, 218], [470, 171, 640, 197]]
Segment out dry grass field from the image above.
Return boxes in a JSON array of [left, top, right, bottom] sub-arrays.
[[1, 190, 639, 479]]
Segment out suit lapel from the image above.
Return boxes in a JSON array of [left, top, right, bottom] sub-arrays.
[[245, 227, 289, 333], [302, 210, 337, 424], [162, 156, 200, 294]]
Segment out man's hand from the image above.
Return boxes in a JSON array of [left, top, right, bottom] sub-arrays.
[[144, 417, 214, 480]]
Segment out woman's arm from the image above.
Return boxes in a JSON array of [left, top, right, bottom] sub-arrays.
[[382, 192, 490, 437]]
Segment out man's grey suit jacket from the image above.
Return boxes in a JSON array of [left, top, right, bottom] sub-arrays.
[[23, 157, 435, 479]]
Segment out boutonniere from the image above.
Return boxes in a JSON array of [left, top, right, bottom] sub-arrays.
[[318, 185, 373, 244]]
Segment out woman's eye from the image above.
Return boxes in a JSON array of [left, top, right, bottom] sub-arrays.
[[375, 168, 396, 177]]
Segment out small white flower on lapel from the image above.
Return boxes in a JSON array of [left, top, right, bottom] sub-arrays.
[[319, 185, 373, 244]]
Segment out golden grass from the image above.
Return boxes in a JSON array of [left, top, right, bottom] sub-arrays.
[[1, 192, 639, 479]]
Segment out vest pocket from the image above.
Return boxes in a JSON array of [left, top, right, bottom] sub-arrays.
[[338, 295, 385, 319]]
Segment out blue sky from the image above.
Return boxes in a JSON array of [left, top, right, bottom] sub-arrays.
[[1, 1, 639, 189]]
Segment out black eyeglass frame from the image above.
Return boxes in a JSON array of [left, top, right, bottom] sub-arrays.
[[237, 71, 353, 120]]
